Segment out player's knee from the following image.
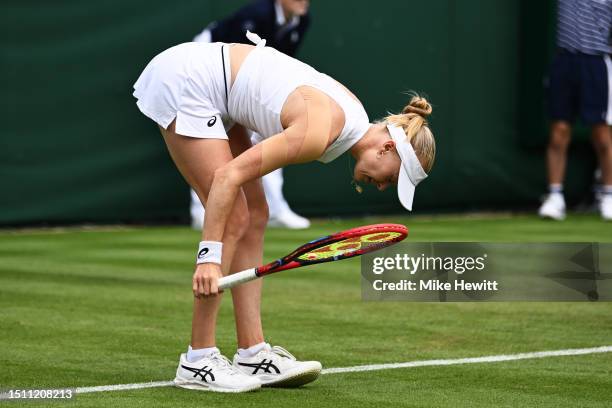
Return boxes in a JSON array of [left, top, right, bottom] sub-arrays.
[[551, 121, 570, 134], [592, 139, 612, 157], [592, 129, 612, 154], [549, 125, 571, 149]]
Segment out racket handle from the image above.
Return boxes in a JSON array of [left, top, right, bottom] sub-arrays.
[[218, 268, 258, 290]]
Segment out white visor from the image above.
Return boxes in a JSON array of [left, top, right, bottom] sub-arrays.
[[387, 125, 428, 211]]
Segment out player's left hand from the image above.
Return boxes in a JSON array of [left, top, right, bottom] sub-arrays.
[[193, 263, 224, 298]]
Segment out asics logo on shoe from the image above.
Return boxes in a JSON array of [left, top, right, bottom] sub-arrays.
[[181, 364, 215, 383], [238, 359, 280, 375]]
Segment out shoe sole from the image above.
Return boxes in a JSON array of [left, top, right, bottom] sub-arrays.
[[262, 368, 321, 388], [173, 378, 260, 393], [539, 212, 565, 221]]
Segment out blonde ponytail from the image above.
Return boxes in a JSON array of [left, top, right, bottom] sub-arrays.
[[385, 93, 436, 173]]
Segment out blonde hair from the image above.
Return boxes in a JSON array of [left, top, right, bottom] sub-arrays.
[[385, 93, 436, 173]]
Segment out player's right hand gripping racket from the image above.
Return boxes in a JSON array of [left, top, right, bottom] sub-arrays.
[[218, 223, 408, 290]]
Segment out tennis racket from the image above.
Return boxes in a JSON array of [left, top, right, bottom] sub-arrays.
[[218, 223, 408, 290]]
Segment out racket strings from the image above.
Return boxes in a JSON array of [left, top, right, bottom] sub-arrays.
[[298, 232, 404, 261]]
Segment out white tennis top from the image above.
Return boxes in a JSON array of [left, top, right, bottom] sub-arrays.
[[229, 33, 370, 163]]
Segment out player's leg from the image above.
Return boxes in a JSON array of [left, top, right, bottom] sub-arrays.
[[161, 121, 251, 347], [160, 121, 260, 392], [190, 189, 205, 229], [227, 125, 267, 349], [228, 126, 322, 387], [189, 29, 213, 231]]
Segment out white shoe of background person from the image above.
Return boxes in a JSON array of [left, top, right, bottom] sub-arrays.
[[267, 209, 311, 229], [600, 194, 612, 221], [174, 351, 261, 393], [593, 168, 603, 206], [262, 167, 310, 229], [233, 343, 321, 388], [538, 193, 566, 220]]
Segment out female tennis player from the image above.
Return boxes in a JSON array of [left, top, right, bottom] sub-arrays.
[[133, 32, 435, 393]]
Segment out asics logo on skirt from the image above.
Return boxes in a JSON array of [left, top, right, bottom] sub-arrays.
[[207, 117, 217, 127]]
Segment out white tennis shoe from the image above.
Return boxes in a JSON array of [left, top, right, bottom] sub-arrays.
[[538, 193, 566, 220], [233, 344, 322, 387], [174, 351, 261, 393], [268, 209, 311, 229], [600, 195, 612, 221]]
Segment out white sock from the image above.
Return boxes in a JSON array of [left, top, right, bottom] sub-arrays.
[[187, 345, 219, 362], [549, 184, 563, 195], [237, 342, 267, 358]]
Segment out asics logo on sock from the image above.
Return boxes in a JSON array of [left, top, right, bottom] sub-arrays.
[[238, 359, 280, 375], [181, 364, 215, 383]]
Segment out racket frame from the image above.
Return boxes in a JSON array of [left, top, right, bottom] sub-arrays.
[[218, 223, 407, 290]]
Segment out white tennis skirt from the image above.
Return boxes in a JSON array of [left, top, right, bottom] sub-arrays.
[[133, 42, 233, 138]]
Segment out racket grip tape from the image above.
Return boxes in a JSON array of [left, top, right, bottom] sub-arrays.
[[218, 268, 258, 290]]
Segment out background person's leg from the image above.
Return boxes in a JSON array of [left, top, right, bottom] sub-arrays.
[[579, 52, 612, 218], [539, 121, 571, 220], [591, 124, 612, 185], [250, 131, 310, 229], [263, 169, 310, 229], [591, 124, 612, 219], [540, 51, 575, 220], [546, 121, 572, 186]]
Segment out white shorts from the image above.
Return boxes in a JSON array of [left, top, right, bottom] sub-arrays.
[[133, 42, 234, 139]]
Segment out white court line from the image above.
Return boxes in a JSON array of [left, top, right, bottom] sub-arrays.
[[74, 345, 612, 394]]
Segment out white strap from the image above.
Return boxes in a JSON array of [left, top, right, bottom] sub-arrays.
[[246, 30, 267, 47], [218, 268, 258, 290]]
